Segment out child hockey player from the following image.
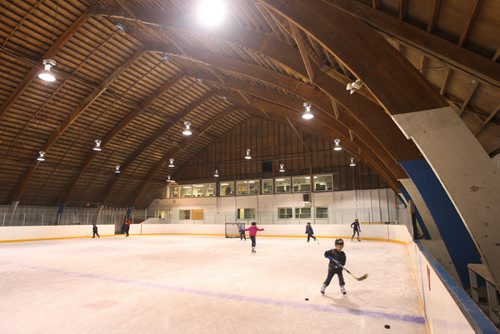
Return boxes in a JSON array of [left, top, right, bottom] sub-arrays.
[[92, 224, 100, 238], [351, 218, 361, 241], [245, 222, 264, 253], [305, 222, 316, 242], [321, 239, 347, 295], [238, 222, 246, 241]]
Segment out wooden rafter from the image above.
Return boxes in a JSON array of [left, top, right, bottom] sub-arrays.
[[440, 68, 452, 95], [427, 0, 442, 33], [458, 0, 484, 47], [458, 80, 479, 117], [0, 9, 92, 120], [372, 0, 381, 9], [95, 91, 220, 205], [10, 49, 145, 203], [399, 0, 408, 21], [290, 24, 315, 82], [322, 0, 499, 87], [474, 105, 500, 136]]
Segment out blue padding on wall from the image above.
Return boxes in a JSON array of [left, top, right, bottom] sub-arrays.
[[400, 159, 480, 288], [400, 187, 430, 239]]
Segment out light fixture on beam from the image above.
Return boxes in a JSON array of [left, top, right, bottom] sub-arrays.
[[166, 175, 172, 183], [115, 165, 121, 174], [333, 138, 342, 151], [349, 157, 356, 167], [38, 59, 56, 82], [302, 101, 314, 120], [182, 121, 192, 136], [279, 163, 285, 173], [214, 169, 219, 177], [168, 158, 175, 168], [93, 139, 102, 151], [346, 79, 363, 95], [197, 0, 226, 28], [37, 151, 46, 162], [245, 149, 252, 160]]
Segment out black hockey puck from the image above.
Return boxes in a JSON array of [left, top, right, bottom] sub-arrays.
[[384, 325, 390, 329], [305, 298, 309, 301]]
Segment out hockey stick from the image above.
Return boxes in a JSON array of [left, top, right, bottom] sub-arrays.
[[328, 257, 368, 281]]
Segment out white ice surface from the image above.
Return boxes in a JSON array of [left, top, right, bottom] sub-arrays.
[[0, 236, 426, 334]]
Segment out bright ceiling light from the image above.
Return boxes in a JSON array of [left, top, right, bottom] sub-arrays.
[[197, 0, 226, 28], [168, 158, 175, 168], [245, 149, 252, 160], [333, 138, 342, 151], [279, 163, 285, 173], [346, 79, 363, 95], [182, 121, 192, 136], [37, 151, 46, 162], [166, 175, 172, 183], [214, 169, 219, 177], [302, 101, 314, 120], [93, 139, 102, 151], [349, 157, 356, 167], [38, 59, 56, 82], [115, 165, 121, 174]]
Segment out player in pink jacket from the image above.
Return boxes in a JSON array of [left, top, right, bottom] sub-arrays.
[[245, 222, 264, 253]]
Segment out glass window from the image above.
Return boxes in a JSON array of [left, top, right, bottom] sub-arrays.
[[248, 180, 260, 195], [314, 175, 333, 191], [168, 185, 179, 198], [236, 181, 248, 195], [206, 183, 215, 197], [295, 207, 311, 218], [278, 208, 293, 219], [316, 207, 328, 219], [237, 208, 256, 219], [275, 178, 291, 193], [179, 210, 190, 220], [220, 182, 234, 196], [192, 184, 205, 197], [180, 185, 192, 197], [262, 179, 273, 194], [293, 176, 311, 192]]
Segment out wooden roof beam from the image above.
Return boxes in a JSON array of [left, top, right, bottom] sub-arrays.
[[290, 24, 315, 82], [427, 0, 441, 33], [321, 0, 499, 87], [458, 80, 479, 117], [0, 9, 92, 120], [458, 0, 484, 47], [474, 105, 500, 136], [399, 0, 408, 21]]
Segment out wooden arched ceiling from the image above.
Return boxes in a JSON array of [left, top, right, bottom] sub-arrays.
[[0, 0, 498, 208]]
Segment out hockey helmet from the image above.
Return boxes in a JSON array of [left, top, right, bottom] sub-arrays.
[[335, 238, 344, 246]]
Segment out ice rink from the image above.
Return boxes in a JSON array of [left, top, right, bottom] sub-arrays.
[[0, 235, 426, 333]]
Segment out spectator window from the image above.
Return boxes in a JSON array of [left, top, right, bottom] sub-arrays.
[[316, 207, 328, 219], [237, 208, 256, 220], [293, 176, 311, 192], [314, 175, 333, 191], [262, 179, 273, 194], [220, 182, 234, 196], [179, 210, 190, 220], [275, 178, 291, 193], [278, 208, 293, 219], [295, 208, 311, 219]]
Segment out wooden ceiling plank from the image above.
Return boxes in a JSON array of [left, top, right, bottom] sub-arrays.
[[322, 0, 499, 87], [427, 0, 441, 33], [0, 8, 92, 120], [372, 0, 381, 9], [458, 0, 484, 47], [399, 0, 408, 21]]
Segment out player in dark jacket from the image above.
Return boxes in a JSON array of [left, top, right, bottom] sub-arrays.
[[92, 224, 100, 238], [321, 239, 347, 295], [305, 222, 316, 242], [351, 218, 361, 241]]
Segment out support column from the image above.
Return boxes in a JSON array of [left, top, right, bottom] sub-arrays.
[[393, 106, 500, 285]]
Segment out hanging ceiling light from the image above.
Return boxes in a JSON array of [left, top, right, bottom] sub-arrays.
[[346, 79, 363, 95], [245, 149, 252, 160], [214, 169, 219, 177], [166, 175, 172, 183], [115, 165, 121, 174], [349, 157, 356, 167], [302, 101, 314, 120], [37, 151, 46, 162], [182, 121, 192, 136], [333, 138, 342, 151], [93, 139, 102, 151], [197, 0, 226, 28], [168, 158, 175, 168], [38, 59, 56, 82], [279, 163, 285, 173]]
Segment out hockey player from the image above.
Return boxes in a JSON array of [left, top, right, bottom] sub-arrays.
[[245, 222, 264, 253], [351, 218, 361, 241], [238, 222, 247, 241], [321, 239, 347, 295], [92, 224, 100, 238], [305, 222, 316, 242]]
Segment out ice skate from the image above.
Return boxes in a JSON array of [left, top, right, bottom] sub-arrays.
[[320, 285, 326, 295], [251, 247, 256, 253], [340, 286, 346, 295]]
